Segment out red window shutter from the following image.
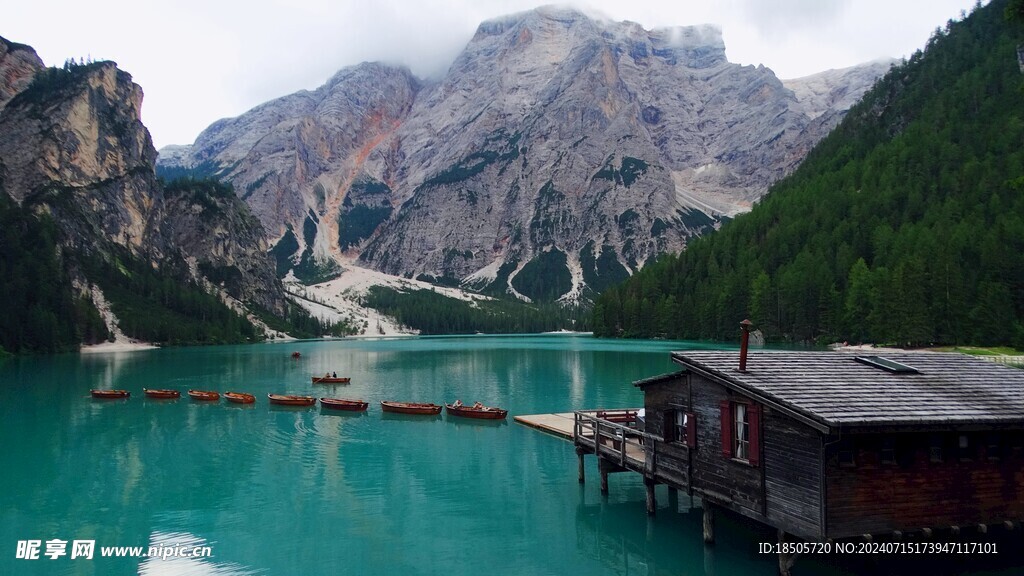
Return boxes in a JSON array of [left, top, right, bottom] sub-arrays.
[[685, 412, 696, 448], [748, 404, 762, 467], [720, 401, 732, 457]]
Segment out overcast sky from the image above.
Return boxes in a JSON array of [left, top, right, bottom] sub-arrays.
[[6, 0, 981, 149]]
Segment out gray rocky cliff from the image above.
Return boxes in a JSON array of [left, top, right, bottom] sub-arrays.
[[0, 36, 44, 109], [160, 6, 891, 300], [0, 51, 288, 320], [163, 181, 287, 315], [0, 60, 166, 257]]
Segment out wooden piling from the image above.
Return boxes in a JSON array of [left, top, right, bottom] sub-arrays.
[[778, 530, 798, 576], [599, 459, 609, 494], [577, 448, 586, 484], [703, 503, 715, 545], [645, 477, 657, 516]]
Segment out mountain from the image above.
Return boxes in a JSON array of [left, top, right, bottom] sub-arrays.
[[592, 0, 1024, 347], [159, 7, 891, 301], [0, 37, 310, 352], [0, 37, 42, 108]]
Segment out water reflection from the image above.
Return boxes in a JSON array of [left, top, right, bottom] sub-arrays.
[[138, 531, 263, 575]]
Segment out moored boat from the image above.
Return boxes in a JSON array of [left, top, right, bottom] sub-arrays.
[[187, 389, 220, 401], [224, 392, 256, 404], [268, 394, 316, 406], [91, 389, 130, 399], [445, 403, 508, 420], [380, 401, 442, 415], [319, 397, 368, 411], [143, 389, 180, 399], [312, 376, 351, 384]]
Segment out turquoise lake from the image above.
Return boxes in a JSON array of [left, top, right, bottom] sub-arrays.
[[2, 334, 1021, 575]]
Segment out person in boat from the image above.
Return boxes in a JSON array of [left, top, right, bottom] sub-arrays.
[[452, 399, 464, 408], [472, 401, 485, 410], [332, 372, 337, 378]]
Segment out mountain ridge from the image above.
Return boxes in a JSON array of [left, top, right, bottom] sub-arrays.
[[0, 38, 322, 351], [159, 6, 892, 301], [592, 0, 1024, 346]]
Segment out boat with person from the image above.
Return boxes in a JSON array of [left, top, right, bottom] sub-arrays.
[[312, 375, 351, 384], [143, 389, 180, 399], [445, 402, 508, 420], [187, 390, 220, 401], [319, 397, 369, 411], [268, 394, 316, 406], [224, 392, 256, 404], [90, 389, 130, 399], [380, 401, 443, 415]]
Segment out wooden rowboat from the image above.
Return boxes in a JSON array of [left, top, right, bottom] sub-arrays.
[[91, 389, 130, 399], [319, 397, 368, 411], [380, 401, 442, 415], [187, 389, 220, 401], [224, 392, 256, 404], [312, 376, 351, 384], [291, 351, 302, 358], [143, 388, 180, 399], [268, 394, 316, 406], [446, 403, 508, 420]]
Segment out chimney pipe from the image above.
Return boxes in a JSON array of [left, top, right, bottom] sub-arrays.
[[739, 319, 753, 372]]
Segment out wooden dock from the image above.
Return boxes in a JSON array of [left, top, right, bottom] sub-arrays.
[[514, 412, 578, 439], [515, 409, 641, 441]]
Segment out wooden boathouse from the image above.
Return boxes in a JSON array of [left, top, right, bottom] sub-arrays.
[[574, 327, 1024, 574]]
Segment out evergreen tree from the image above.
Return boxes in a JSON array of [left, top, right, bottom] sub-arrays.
[[592, 0, 1024, 346]]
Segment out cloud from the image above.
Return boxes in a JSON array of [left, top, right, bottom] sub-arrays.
[[3, 0, 982, 148]]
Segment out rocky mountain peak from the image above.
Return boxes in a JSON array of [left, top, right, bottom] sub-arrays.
[[159, 8, 890, 301], [0, 44, 290, 320], [0, 36, 44, 109], [0, 60, 158, 252]]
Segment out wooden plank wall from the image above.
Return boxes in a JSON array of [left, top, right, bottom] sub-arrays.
[[641, 375, 690, 488], [825, 432, 1024, 538], [763, 407, 823, 540], [689, 375, 764, 515]]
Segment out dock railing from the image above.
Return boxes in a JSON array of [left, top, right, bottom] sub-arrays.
[[574, 410, 657, 473]]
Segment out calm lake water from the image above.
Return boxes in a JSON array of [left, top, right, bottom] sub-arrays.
[[2, 335, 1021, 575]]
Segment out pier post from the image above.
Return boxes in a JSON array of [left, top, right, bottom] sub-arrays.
[[644, 477, 657, 516], [777, 530, 798, 576], [599, 459, 609, 494], [702, 503, 715, 545], [576, 447, 586, 484]]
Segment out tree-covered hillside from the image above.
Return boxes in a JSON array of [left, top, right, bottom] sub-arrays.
[[594, 0, 1024, 347]]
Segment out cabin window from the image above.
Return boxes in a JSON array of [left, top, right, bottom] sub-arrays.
[[734, 404, 750, 460], [881, 437, 896, 465], [663, 410, 682, 442], [958, 434, 973, 461], [720, 400, 760, 466], [663, 410, 695, 447], [929, 434, 944, 463]]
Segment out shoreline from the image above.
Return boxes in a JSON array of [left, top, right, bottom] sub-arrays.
[[80, 341, 159, 354]]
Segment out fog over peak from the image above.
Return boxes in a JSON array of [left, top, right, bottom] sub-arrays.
[[3, 0, 979, 148]]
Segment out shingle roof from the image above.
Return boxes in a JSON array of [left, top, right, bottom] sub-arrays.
[[671, 350, 1024, 430], [632, 370, 687, 388]]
